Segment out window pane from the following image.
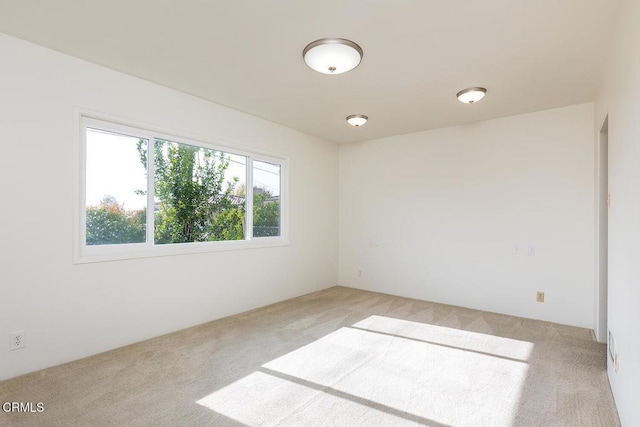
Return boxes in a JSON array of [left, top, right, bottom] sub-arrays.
[[85, 129, 148, 245], [252, 160, 281, 237], [153, 139, 246, 244]]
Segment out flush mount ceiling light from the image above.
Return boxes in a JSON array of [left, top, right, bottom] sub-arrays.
[[346, 114, 368, 127], [303, 38, 363, 74], [456, 87, 487, 104]]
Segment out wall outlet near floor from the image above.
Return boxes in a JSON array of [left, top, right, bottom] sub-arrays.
[[9, 330, 25, 351], [536, 291, 545, 303], [358, 270, 362, 278]]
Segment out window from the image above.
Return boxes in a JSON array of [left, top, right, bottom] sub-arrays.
[[85, 129, 148, 245], [252, 160, 281, 238], [76, 115, 287, 263]]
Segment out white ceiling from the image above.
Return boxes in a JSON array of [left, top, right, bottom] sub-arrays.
[[0, 0, 618, 144]]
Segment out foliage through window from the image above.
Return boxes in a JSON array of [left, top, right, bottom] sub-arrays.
[[252, 160, 281, 237], [85, 129, 148, 245], [80, 117, 285, 261]]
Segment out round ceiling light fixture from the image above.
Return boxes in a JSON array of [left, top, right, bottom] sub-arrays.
[[303, 38, 363, 74], [346, 114, 368, 127], [456, 87, 487, 104]]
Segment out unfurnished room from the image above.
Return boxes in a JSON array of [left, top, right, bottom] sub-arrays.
[[0, 1, 638, 426]]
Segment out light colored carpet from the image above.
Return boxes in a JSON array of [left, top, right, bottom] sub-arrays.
[[0, 286, 620, 426]]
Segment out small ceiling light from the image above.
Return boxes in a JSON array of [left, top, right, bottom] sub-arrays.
[[303, 38, 363, 74], [346, 114, 368, 127], [456, 87, 487, 104]]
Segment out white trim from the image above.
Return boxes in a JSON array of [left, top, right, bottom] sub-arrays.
[[280, 160, 289, 242], [78, 107, 289, 163], [74, 109, 289, 264], [246, 157, 254, 239], [145, 137, 155, 246], [77, 238, 289, 264], [72, 108, 83, 264], [593, 114, 609, 343]]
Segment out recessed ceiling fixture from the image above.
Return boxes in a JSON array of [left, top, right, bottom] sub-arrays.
[[346, 114, 368, 127], [303, 38, 363, 74], [456, 87, 487, 104]]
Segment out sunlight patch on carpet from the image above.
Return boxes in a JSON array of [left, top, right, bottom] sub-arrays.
[[197, 315, 533, 426], [352, 315, 533, 362]]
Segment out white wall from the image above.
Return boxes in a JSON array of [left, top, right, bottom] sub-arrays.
[[0, 33, 338, 380], [595, 0, 640, 424], [339, 104, 595, 328]]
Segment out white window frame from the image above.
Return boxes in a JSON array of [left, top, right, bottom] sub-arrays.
[[73, 111, 288, 264]]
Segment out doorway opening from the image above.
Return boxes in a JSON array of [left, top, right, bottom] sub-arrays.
[[595, 116, 608, 343]]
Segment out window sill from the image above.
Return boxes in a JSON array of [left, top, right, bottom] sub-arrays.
[[73, 237, 289, 264]]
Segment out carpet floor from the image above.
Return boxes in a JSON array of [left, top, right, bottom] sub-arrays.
[[0, 286, 620, 426]]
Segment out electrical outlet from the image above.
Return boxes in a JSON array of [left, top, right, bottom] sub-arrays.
[[536, 291, 545, 303], [358, 270, 362, 277], [10, 330, 25, 351]]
